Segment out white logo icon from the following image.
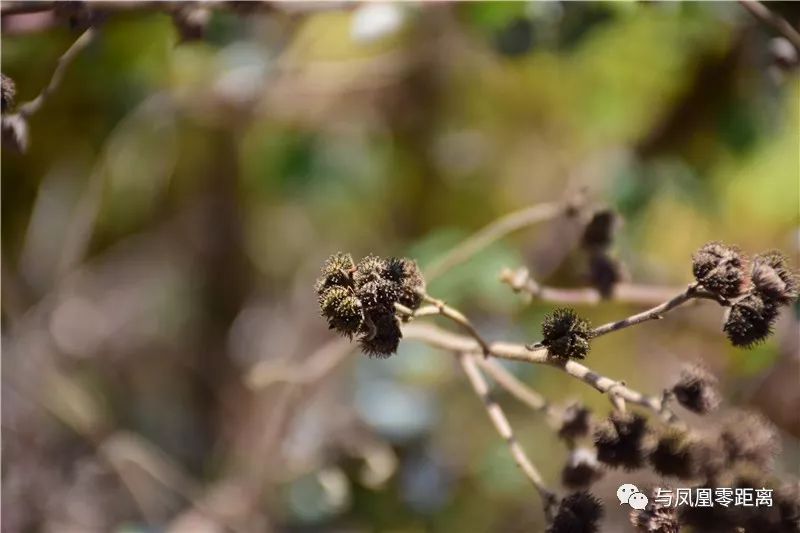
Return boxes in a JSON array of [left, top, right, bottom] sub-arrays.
[[618, 483, 649, 510]]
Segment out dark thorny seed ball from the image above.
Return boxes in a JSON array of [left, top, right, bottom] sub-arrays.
[[723, 292, 779, 348], [587, 252, 626, 299], [692, 242, 746, 299], [648, 428, 701, 480], [671, 364, 720, 414], [581, 210, 618, 250], [315, 252, 355, 295], [751, 251, 799, 306], [547, 491, 604, 533], [541, 308, 592, 360], [593, 411, 652, 470], [561, 448, 604, 489], [353, 255, 386, 287], [720, 411, 779, 470], [356, 279, 400, 313], [678, 488, 740, 533], [359, 312, 402, 358], [558, 403, 593, 442], [629, 489, 679, 533], [319, 286, 362, 338], [386, 257, 425, 310]]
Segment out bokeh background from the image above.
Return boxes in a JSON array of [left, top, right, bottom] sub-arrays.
[[2, 2, 799, 532]]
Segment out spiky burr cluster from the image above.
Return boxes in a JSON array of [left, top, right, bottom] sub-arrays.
[[316, 253, 425, 358], [692, 243, 798, 348], [540, 308, 593, 360]]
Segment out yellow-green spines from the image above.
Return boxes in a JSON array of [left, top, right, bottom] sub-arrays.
[[315, 252, 355, 295], [319, 285, 362, 337], [541, 308, 592, 359]]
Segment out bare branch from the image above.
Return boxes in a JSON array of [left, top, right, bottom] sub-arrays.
[[246, 338, 354, 389], [425, 202, 566, 281], [590, 283, 726, 338], [413, 292, 492, 356], [474, 357, 555, 416], [458, 353, 558, 522], [738, 0, 800, 51], [500, 266, 685, 306], [402, 321, 679, 423], [17, 27, 97, 118]]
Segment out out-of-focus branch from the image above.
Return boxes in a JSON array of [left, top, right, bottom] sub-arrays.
[[17, 27, 96, 118], [458, 353, 558, 522], [738, 0, 800, 51], [474, 357, 555, 416], [500, 266, 685, 306], [402, 321, 679, 423], [424, 201, 568, 282], [414, 293, 491, 355], [246, 338, 354, 389]]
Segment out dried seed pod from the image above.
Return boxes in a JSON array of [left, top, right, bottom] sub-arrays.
[[548, 491, 604, 533], [353, 255, 386, 286], [720, 411, 779, 470], [692, 242, 746, 298], [1, 73, 15, 112], [648, 428, 702, 479], [359, 313, 402, 358], [319, 286, 362, 337], [671, 364, 720, 414], [558, 403, 593, 442], [385, 257, 425, 310], [723, 293, 779, 348], [629, 488, 680, 533], [561, 448, 604, 489], [315, 252, 355, 294], [541, 308, 592, 360], [751, 251, 798, 306], [593, 412, 652, 470], [581, 210, 618, 250], [587, 252, 626, 299]]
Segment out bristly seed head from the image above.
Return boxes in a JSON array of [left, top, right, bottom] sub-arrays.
[[315, 252, 355, 295], [541, 308, 592, 360], [720, 410, 779, 470], [722, 292, 779, 348], [581, 210, 618, 251], [547, 491, 604, 533], [558, 403, 593, 442], [358, 313, 402, 359], [317, 253, 425, 358], [671, 364, 720, 414], [593, 411, 653, 470], [561, 448, 604, 489], [319, 285, 362, 337], [692, 242, 746, 299], [587, 252, 627, 299], [629, 488, 680, 533], [751, 251, 798, 306], [648, 428, 702, 480]]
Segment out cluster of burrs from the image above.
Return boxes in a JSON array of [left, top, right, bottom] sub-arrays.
[[316, 253, 425, 357], [692, 243, 798, 347]]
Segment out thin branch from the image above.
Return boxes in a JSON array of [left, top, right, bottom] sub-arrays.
[[402, 321, 679, 423], [17, 27, 97, 118], [246, 337, 354, 389], [589, 283, 725, 338], [458, 352, 558, 522], [416, 293, 492, 356], [474, 357, 556, 417], [500, 266, 685, 306], [425, 202, 566, 282], [738, 0, 800, 51]]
